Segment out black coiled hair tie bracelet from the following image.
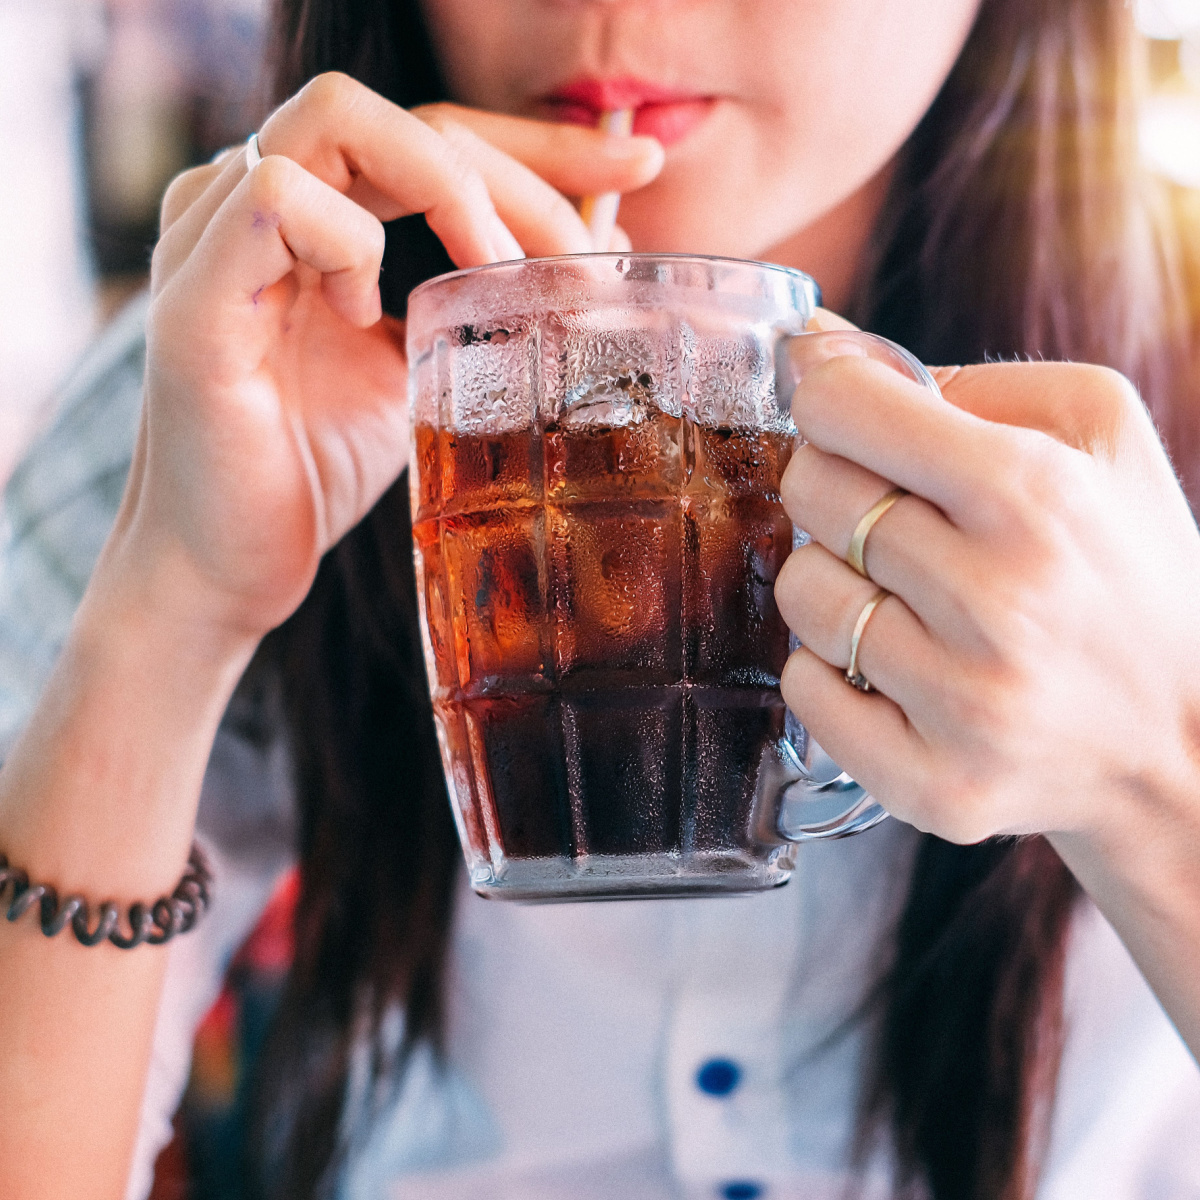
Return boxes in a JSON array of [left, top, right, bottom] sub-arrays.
[[0, 844, 211, 948]]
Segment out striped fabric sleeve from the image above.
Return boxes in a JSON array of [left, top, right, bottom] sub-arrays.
[[0, 290, 149, 757]]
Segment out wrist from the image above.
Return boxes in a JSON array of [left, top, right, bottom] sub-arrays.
[[0, 548, 262, 899], [82, 528, 266, 678], [1048, 698, 1200, 947], [1055, 730, 1200, 887], [1052, 658, 1200, 859], [1048, 721, 1200, 1055]]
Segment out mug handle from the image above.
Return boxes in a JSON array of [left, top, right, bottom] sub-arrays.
[[771, 330, 941, 841]]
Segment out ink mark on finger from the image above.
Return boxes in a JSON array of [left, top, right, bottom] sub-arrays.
[[251, 210, 282, 232], [252, 284, 267, 307]]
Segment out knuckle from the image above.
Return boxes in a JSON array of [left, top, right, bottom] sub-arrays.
[[883, 776, 951, 837], [779, 447, 820, 522], [248, 153, 294, 207], [968, 564, 1050, 663], [430, 116, 479, 158], [939, 799, 998, 845], [1078, 362, 1140, 429], [988, 430, 1078, 534], [1000, 444, 1097, 580], [990, 427, 1050, 503], [949, 659, 1029, 744], [789, 354, 864, 430], [362, 215, 387, 265], [774, 543, 816, 606], [1076, 364, 1145, 459], [779, 649, 806, 708], [913, 768, 1002, 844], [1022, 438, 1088, 514], [413, 102, 462, 133], [299, 71, 361, 119], [532, 184, 584, 231], [774, 579, 800, 633], [444, 156, 492, 212]]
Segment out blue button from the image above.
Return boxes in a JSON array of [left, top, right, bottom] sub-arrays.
[[696, 1058, 742, 1096], [720, 1183, 763, 1200]]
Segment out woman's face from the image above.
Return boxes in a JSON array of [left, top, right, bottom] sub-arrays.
[[422, 0, 982, 267]]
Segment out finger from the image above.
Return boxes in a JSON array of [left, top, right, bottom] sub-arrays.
[[171, 153, 385, 345], [792, 321, 1138, 458], [931, 363, 1192, 542], [157, 84, 544, 293], [426, 116, 593, 256], [417, 104, 665, 197], [607, 223, 633, 253], [780, 442, 968, 628], [933, 361, 1152, 460], [794, 340, 1139, 463], [781, 646, 930, 820], [805, 307, 859, 333], [774, 541, 942, 708], [154, 151, 253, 290], [259, 74, 522, 266], [160, 158, 233, 233], [789, 354, 1046, 530]]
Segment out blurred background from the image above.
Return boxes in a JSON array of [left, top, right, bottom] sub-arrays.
[[0, 0, 267, 482], [1, 0, 1199, 484]]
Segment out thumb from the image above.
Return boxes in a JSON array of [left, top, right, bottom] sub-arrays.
[[805, 306, 860, 332], [933, 360, 1157, 461]]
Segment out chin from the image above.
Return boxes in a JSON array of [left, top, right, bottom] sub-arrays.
[[618, 200, 796, 263], [617, 194, 744, 259], [617, 157, 820, 263]]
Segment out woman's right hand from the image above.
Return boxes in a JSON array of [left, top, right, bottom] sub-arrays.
[[113, 72, 663, 646]]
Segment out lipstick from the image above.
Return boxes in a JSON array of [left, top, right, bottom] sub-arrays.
[[543, 76, 716, 148]]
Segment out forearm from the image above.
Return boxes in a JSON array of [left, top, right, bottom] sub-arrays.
[[1049, 723, 1200, 1063], [0, 563, 257, 1200]]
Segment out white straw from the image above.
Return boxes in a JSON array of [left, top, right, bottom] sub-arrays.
[[579, 108, 634, 251]]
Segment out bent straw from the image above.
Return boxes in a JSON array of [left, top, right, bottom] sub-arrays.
[[579, 108, 635, 251]]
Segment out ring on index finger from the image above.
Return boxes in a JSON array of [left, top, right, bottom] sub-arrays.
[[245, 132, 263, 171], [846, 487, 907, 580]]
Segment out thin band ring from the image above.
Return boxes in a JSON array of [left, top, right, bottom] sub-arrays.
[[846, 487, 907, 579], [845, 588, 890, 692], [245, 131, 263, 172]]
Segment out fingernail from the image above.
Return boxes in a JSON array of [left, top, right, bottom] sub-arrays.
[[488, 215, 525, 263]]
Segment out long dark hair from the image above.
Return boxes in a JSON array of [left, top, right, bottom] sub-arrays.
[[240, 2, 1198, 1198]]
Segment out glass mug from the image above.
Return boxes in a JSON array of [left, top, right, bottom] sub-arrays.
[[407, 254, 938, 901]]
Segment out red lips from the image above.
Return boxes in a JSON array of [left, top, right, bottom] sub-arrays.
[[541, 75, 715, 147]]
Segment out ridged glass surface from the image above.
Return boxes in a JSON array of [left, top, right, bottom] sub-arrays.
[[408, 255, 817, 899]]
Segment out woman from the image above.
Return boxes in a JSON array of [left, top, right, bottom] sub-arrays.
[[0, 0, 1198, 1197]]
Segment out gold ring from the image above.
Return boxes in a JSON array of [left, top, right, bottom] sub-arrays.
[[845, 588, 890, 692], [846, 487, 907, 579]]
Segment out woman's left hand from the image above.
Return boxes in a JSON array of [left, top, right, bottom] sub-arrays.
[[774, 312, 1200, 847]]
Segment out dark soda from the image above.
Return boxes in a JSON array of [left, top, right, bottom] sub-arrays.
[[413, 410, 795, 872]]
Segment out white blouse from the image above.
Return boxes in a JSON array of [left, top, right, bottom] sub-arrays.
[[127, 737, 1200, 1200]]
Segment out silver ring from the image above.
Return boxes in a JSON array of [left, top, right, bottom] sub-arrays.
[[244, 131, 262, 172]]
